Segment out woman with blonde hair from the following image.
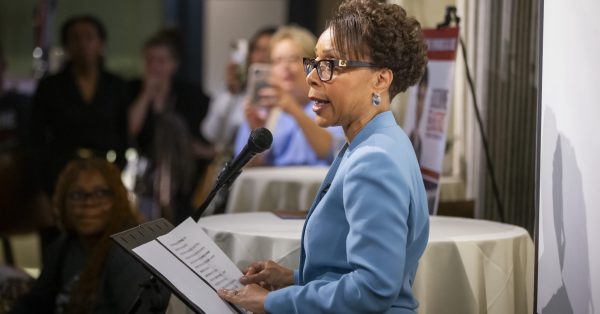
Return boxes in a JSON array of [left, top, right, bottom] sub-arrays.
[[11, 158, 167, 313], [234, 25, 344, 166]]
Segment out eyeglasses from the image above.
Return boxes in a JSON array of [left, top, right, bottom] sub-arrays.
[[67, 188, 113, 203], [303, 57, 380, 82]]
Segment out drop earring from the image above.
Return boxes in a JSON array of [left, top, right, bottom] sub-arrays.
[[372, 92, 381, 106]]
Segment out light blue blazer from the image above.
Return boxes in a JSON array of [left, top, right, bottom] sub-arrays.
[[264, 111, 430, 314]]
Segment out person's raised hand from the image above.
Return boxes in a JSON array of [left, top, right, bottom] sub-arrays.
[[256, 83, 299, 114], [142, 73, 170, 112], [142, 75, 161, 99], [243, 99, 267, 130], [240, 260, 294, 291]]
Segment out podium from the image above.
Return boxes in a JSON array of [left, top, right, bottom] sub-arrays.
[[111, 218, 244, 314]]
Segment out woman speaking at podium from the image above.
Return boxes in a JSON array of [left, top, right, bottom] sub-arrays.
[[219, 0, 430, 313]]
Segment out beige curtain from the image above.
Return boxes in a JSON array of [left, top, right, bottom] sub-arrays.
[[461, 0, 539, 233]]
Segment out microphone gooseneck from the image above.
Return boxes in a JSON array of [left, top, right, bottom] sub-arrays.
[[192, 128, 273, 221]]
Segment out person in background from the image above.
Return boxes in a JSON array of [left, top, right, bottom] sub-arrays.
[[234, 25, 344, 167], [196, 27, 276, 214], [30, 15, 129, 260], [128, 29, 211, 224], [10, 158, 168, 314], [201, 26, 276, 156], [31, 15, 129, 196], [218, 0, 429, 313]]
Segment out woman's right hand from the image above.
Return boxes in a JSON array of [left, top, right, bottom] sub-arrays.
[[142, 75, 160, 98], [240, 260, 294, 291], [243, 99, 267, 130]]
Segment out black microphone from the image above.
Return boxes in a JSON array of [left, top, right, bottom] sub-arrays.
[[216, 127, 273, 186], [192, 127, 272, 221]]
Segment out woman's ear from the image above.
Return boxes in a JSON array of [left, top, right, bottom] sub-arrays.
[[372, 68, 393, 93]]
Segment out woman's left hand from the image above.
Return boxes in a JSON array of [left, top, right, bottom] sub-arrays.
[[257, 86, 300, 115], [218, 284, 269, 314]]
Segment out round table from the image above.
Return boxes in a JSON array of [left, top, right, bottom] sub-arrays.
[[169, 213, 534, 314], [225, 166, 328, 213]]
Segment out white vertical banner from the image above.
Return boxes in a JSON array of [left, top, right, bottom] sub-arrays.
[[404, 27, 459, 215], [537, 0, 600, 312]]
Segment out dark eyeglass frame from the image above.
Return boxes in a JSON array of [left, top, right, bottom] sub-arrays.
[[303, 57, 380, 82], [67, 188, 113, 203]]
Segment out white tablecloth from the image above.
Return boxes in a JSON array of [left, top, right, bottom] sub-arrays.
[[169, 213, 534, 314], [225, 166, 328, 213]]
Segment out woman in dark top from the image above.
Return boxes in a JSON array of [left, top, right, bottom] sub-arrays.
[[128, 29, 211, 223], [31, 15, 129, 196], [10, 158, 167, 314]]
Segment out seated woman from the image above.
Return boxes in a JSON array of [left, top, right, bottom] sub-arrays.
[[10, 158, 168, 313], [234, 25, 344, 166], [219, 0, 430, 313]]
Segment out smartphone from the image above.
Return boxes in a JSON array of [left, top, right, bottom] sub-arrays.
[[246, 63, 272, 106]]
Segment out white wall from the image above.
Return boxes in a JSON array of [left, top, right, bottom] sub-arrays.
[[537, 0, 600, 312], [202, 0, 287, 96]]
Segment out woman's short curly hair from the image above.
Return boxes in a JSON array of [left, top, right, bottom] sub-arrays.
[[328, 0, 428, 97]]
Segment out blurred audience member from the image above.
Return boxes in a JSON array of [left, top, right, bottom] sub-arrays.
[[31, 15, 129, 197], [197, 27, 276, 214], [10, 158, 168, 314], [234, 26, 344, 166], [128, 29, 211, 223], [202, 26, 276, 157]]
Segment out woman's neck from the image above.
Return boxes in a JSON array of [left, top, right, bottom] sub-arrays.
[[72, 62, 99, 79], [72, 63, 99, 103], [344, 104, 389, 143]]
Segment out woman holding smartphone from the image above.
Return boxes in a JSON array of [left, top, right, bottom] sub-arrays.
[[234, 25, 344, 167]]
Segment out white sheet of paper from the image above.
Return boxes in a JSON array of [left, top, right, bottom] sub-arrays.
[[156, 218, 244, 291], [132, 217, 244, 314]]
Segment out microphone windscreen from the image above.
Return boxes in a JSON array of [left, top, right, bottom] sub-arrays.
[[249, 127, 273, 153]]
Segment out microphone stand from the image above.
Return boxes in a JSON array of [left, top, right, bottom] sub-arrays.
[[191, 160, 243, 221], [127, 162, 244, 314], [127, 276, 166, 314], [127, 127, 271, 313]]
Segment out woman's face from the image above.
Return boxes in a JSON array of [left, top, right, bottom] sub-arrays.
[[307, 28, 378, 129], [249, 34, 272, 65], [66, 22, 104, 66], [271, 38, 308, 97], [144, 45, 178, 81], [65, 169, 113, 238]]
